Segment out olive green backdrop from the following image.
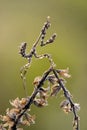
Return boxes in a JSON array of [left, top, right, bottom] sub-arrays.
[[0, 0, 87, 129]]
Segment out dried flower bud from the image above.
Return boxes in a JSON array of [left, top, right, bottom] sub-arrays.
[[0, 111, 14, 128], [0, 115, 10, 122], [34, 99, 48, 107], [33, 76, 42, 86], [9, 97, 28, 109], [20, 98, 29, 106], [38, 87, 50, 100], [24, 113, 35, 124], [19, 113, 35, 127], [10, 98, 21, 108], [57, 68, 71, 78], [47, 74, 57, 84], [51, 84, 61, 96], [60, 100, 72, 113]]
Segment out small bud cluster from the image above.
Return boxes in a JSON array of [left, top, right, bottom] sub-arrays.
[[0, 17, 80, 130]]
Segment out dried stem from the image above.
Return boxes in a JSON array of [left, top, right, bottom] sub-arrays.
[[11, 67, 53, 130], [53, 69, 80, 130]]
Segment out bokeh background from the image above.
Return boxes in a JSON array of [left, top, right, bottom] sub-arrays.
[[0, 0, 87, 129]]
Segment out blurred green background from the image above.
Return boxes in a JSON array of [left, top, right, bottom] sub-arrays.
[[0, 0, 87, 129]]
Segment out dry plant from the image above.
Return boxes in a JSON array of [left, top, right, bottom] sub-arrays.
[[0, 17, 80, 130]]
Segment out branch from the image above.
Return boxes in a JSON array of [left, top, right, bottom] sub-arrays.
[[10, 67, 53, 130], [53, 69, 80, 130]]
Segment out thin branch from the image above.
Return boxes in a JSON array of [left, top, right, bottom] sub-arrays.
[[53, 69, 80, 130], [11, 67, 53, 130]]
